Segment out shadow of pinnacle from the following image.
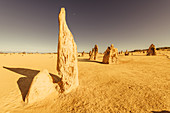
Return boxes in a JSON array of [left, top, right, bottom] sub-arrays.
[[78, 58, 103, 64], [3, 66, 61, 101]]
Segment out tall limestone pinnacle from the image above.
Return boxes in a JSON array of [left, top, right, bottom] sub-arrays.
[[57, 8, 79, 93], [24, 8, 78, 104], [103, 44, 118, 64]]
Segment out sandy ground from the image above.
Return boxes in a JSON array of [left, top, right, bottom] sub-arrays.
[[0, 51, 169, 113]]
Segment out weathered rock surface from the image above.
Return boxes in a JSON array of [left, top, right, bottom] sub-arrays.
[[147, 44, 157, 56], [25, 70, 56, 104], [57, 8, 79, 93], [94, 45, 98, 60], [103, 44, 118, 64]]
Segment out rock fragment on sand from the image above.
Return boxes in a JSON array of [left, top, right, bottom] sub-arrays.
[[25, 70, 56, 104], [57, 8, 79, 93], [147, 44, 156, 56], [103, 44, 118, 64]]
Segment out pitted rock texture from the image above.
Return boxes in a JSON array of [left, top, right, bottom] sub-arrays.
[[57, 8, 79, 93]]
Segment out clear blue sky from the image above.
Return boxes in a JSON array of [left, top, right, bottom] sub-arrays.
[[0, 0, 170, 53]]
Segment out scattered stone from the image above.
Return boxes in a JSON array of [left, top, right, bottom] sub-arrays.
[[147, 44, 156, 56], [57, 8, 79, 93], [25, 70, 56, 104], [103, 44, 118, 64]]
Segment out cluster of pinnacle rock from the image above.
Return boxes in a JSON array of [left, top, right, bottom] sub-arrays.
[[24, 8, 157, 104]]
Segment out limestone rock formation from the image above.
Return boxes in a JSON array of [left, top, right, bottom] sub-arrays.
[[147, 44, 156, 56], [94, 45, 98, 60], [103, 47, 111, 64], [121, 50, 123, 54], [89, 48, 95, 60], [89, 51, 93, 60], [125, 50, 129, 56], [89, 45, 98, 60], [82, 51, 85, 57], [57, 8, 79, 93], [25, 70, 56, 104], [103, 44, 118, 64]]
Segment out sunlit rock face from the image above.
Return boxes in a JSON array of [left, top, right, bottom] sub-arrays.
[[103, 44, 118, 64], [57, 8, 79, 93], [25, 70, 56, 104], [147, 44, 157, 56]]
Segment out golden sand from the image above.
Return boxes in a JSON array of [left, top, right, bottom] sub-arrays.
[[0, 51, 169, 113]]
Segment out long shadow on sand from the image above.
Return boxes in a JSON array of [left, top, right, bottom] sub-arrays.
[[78, 58, 103, 64], [151, 111, 170, 113], [3, 66, 61, 101]]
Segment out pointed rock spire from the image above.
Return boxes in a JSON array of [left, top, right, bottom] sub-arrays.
[[57, 8, 79, 93], [147, 44, 157, 56]]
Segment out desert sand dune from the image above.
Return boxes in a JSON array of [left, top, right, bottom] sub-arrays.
[[0, 52, 169, 113]]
